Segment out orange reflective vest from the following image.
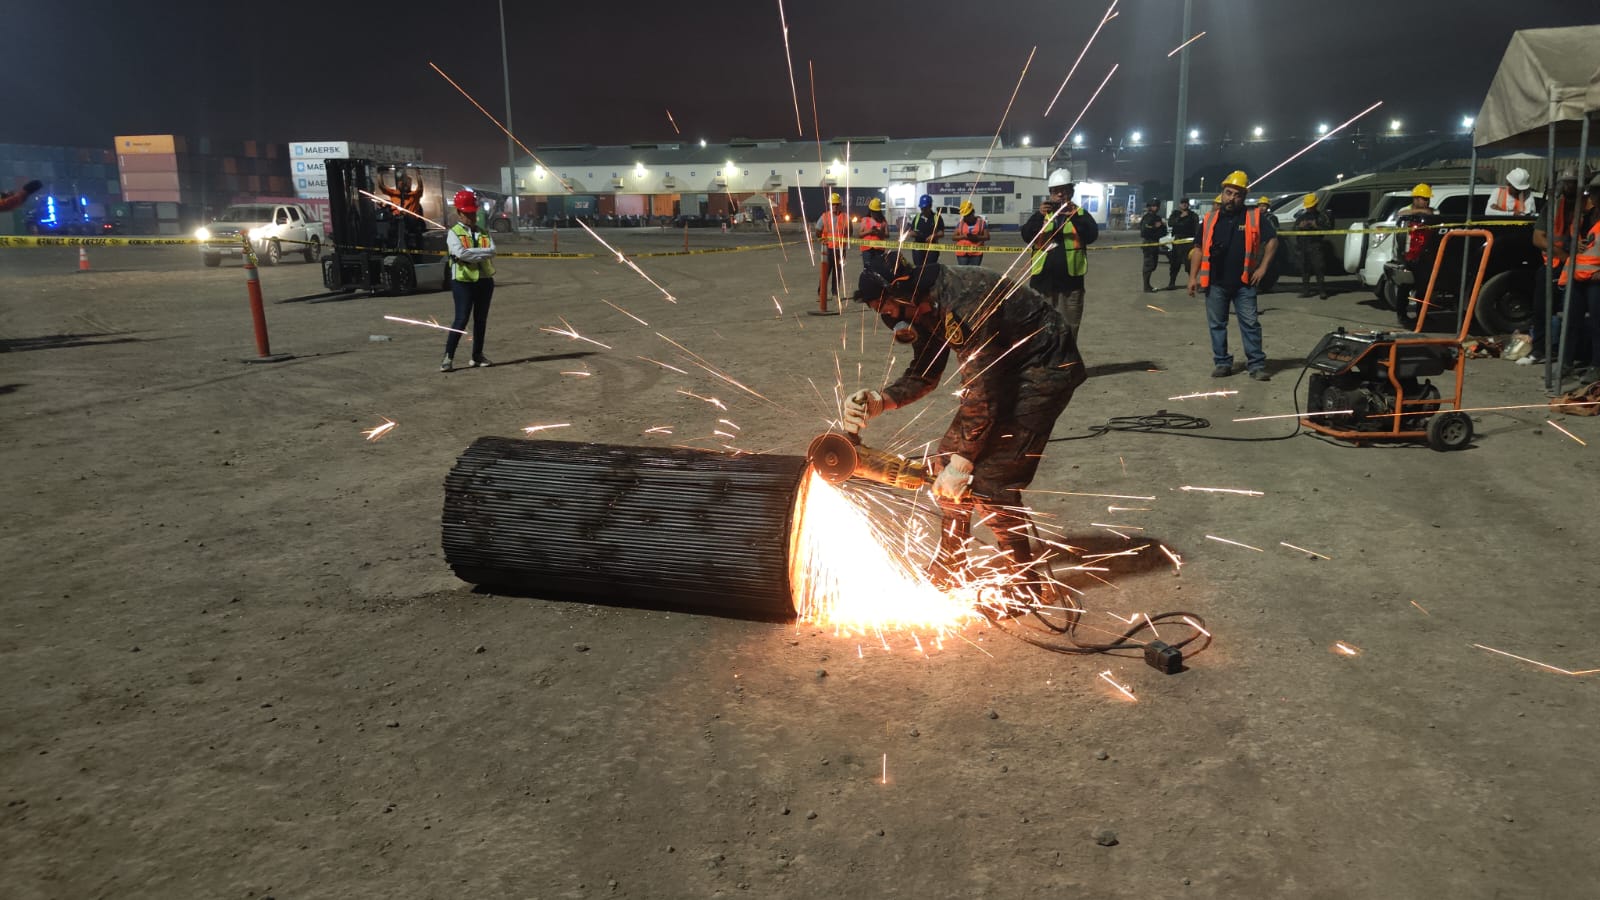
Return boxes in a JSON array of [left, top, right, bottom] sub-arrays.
[[818, 210, 849, 249], [1571, 218, 1600, 284], [858, 213, 887, 243], [1196, 207, 1263, 290], [955, 215, 987, 257], [1545, 195, 1573, 271], [1492, 187, 1528, 215]]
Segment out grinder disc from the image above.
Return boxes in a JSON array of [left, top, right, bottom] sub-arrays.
[[805, 432, 858, 484]]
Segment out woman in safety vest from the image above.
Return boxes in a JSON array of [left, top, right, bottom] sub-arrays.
[[442, 189, 497, 372]]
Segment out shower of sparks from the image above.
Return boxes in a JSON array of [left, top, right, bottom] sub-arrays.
[[1091, 523, 1144, 531], [676, 390, 728, 411], [1143, 613, 1162, 640], [882, 753, 888, 785], [560, 370, 591, 378], [719, 418, 741, 431], [1206, 534, 1263, 552], [361, 418, 396, 441], [1333, 641, 1362, 657], [1167, 30, 1207, 56], [383, 314, 467, 335], [1180, 485, 1264, 497], [639, 356, 689, 375], [964, 46, 1037, 208], [1043, 0, 1118, 116], [643, 426, 673, 435], [522, 423, 571, 435], [1050, 65, 1119, 157], [665, 108, 681, 134], [575, 220, 679, 303], [1279, 541, 1331, 560], [1546, 420, 1588, 446], [1161, 546, 1184, 571], [772, 295, 784, 316], [1236, 409, 1354, 422], [1182, 616, 1209, 637], [656, 333, 773, 403], [359, 190, 447, 230], [1146, 304, 1167, 313], [1108, 505, 1150, 513], [1374, 400, 1600, 417], [601, 299, 649, 326], [1254, 101, 1383, 188], [1170, 390, 1238, 400], [428, 62, 573, 195], [1098, 670, 1137, 702], [1025, 489, 1157, 501], [541, 318, 613, 350], [1410, 600, 1430, 615], [776, 0, 804, 135], [1472, 644, 1600, 676]]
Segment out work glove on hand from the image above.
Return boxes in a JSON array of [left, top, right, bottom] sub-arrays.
[[842, 389, 885, 431], [931, 454, 973, 503], [24, 180, 43, 195]]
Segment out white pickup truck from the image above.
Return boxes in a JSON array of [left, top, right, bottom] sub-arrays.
[[195, 202, 323, 267]]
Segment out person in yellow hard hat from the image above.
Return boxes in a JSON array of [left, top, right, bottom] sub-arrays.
[[1187, 170, 1279, 380], [1292, 192, 1335, 298], [814, 192, 850, 315], [858, 196, 889, 271], [953, 199, 989, 266], [1404, 184, 1436, 217]]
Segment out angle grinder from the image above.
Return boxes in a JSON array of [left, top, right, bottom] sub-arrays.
[[805, 426, 931, 491]]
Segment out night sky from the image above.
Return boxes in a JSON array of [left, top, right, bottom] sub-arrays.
[[5, 1, 1594, 183]]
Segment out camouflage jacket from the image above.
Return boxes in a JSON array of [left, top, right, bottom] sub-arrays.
[[881, 265, 1085, 459]]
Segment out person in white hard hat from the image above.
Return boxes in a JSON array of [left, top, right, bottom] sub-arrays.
[[1486, 167, 1535, 217]]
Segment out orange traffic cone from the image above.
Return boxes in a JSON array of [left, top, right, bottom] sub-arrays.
[[77, 247, 90, 272]]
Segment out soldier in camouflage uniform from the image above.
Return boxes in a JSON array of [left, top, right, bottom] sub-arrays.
[[845, 260, 1087, 593], [1293, 194, 1335, 298]]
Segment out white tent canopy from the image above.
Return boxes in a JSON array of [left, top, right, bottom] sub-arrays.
[[1473, 25, 1600, 149]]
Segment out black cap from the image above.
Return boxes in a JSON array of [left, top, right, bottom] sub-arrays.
[[1146, 198, 1159, 206]]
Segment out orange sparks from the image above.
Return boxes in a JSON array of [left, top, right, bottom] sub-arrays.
[[643, 426, 673, 435], [676, 390, 728, 411], [1180, 485, 1264, 497], [1410, 600, 1430, 615], [1108, 505, 1151, 513], [1235, 409, 1353, 422], [1279, 541, 1332, 560], [541, 318, 613, 350], [1333, 641, 1362, 657], [601, 298, 649, 326], [560, 370, 592, 377], [665, 108, 681, 134], [1169, 390, 1237, 400], [882, 753, 888, 785], [1472, 644, 1599, 676], [1546, 420, 1588, 446], [1145, 304, 1167, 313], [638, 356, 689, 375], [1205, 534, 1263, 552], [1024, 489, 1156, 501], [1254, 100, 1383, 188], [1042, 0, 1118, 116], [383, 314, 466, 335], [1098, 670, 1137, 702], [1182, 616, 1210, 637], [1091, 522, 1144, 531], [1161, 545, 1184, 571], [718, 418, 741, 431], [522, 423, 571, 435], [361, 418, 396, 441], [1167, 30, 1206, 56]]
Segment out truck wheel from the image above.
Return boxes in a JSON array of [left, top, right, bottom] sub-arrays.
[[1473, 269, 1535, 335], [303, 235, 321, 263], [264, 240, 282, 266], [202, 253, 222, 268], [1426, 412, 1472, 451], [1380, 276, 1400, 311]]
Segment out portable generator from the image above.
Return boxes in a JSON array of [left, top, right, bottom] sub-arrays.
[[1300, 229, 1493, 451]]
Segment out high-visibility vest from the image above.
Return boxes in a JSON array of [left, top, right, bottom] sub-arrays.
[[450, 223, 495, 282], [858, 214, 887, 242], [1196, 207, 1263, 290], [1545, 195, 1573, 271], [955, 216, 987, 257], [1570, 218, 1600, 284], [1029, 214, 1086, 277], [1492, 187, 1528, 215], [818, 210, 849, 249]]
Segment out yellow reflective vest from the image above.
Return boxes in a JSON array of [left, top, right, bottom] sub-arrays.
[[450, 222, 496, 282]]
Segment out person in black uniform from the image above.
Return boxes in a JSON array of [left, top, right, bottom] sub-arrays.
[[1167, 197, 1198, 289], [1138, 198, 1167, 293]]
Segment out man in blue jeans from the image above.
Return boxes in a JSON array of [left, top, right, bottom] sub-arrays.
[[1187, 170, 1279, 380]]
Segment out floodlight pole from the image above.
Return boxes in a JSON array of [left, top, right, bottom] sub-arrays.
[[499, 0, 518, 229], [1170, 0, 1192, 206]]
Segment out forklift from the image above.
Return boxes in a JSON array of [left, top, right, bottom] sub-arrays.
[[321, 159, 451, 295]]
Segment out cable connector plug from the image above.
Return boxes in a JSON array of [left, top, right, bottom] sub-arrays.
[[1144, 640, 1183, 674]]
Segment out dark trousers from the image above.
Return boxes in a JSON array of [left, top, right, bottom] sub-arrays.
[[956, 254, 983, 266], [445, 277, 494, 360], [1168, 245, 1190, 285], [1141, 247, 1162, 288], [1298, 239, 1327, 292]]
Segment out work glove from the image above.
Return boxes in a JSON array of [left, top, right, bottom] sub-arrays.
[[842, 389, 885, 431], [931, 454, 973, 503], [24, 180, 43, 195]]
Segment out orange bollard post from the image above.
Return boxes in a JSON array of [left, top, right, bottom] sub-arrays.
[[239, 236, 292, 364], [76, 246, 91, 272]]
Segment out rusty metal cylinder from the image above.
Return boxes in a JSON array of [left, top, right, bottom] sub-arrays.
[[443, 437, 809, 619]]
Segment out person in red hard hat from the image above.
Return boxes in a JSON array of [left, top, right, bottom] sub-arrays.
[[441, 189, 497, 372]]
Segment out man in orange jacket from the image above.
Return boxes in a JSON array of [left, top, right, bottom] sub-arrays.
[[814, 193, 849, 315]]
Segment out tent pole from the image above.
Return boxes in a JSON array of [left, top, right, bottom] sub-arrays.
[[1459, 144, 1477, 334], [1543, 122, 1556, 392], [1556, 115, 1590, 392]]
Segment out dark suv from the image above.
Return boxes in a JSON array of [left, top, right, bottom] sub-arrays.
[[1386, 192, 1541, 333]]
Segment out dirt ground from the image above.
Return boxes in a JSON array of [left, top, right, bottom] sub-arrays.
[[2, 229, 1596, 900]]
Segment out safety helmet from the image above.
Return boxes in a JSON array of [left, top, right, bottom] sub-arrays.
[[453, 189, 478, 213], [1222, 170, 1249, 190], [830, 193, 842, 204], [1046, 168, 1075, 190], [918, 194, 933, 208], [1257, 196, 1271, 207], [1557, 169, 1578, 182], [868, 197, 882, 211], [1214, 195, 1223, 204], [1505, 167, 1532, 191], [1412, 183, 1432, 200], [1146, 197, 1159, 206], [1302, 194, 1318, 208], [959, 200, 974, 216]]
